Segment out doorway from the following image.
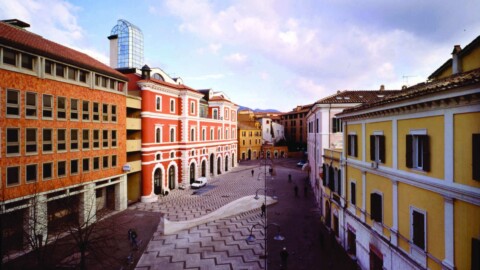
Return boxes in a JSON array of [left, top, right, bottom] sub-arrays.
[[154, 168, 162, 195], [201, 160, 206, 177], [190, 163, 195, 184], [168, 166, 175, 189]]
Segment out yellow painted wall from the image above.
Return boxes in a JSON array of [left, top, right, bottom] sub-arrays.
[[365, 173, 392, 238], [398, 116, 444, 179], [454, 200, 480, 270], [461, 45, 480, 72], [436, 66, 453, 80], [398, 183, 445, 268], [346, 123, 363, 160], [346, 166, 363, 218], [454, 112, 480, 187], [366, 121, 393, 167]]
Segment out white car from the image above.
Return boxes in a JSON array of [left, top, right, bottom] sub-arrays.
[[191, 177, 207, 189]]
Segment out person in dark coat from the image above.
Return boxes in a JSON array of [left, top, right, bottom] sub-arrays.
[[251, 169, 254, 177], [280, 247, 289, 268], [261, 203, 266, 217]]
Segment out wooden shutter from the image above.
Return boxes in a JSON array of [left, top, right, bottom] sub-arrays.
[[412, 210, 425, 250], [347, 135, 352, 156], [379, 135, 386, 164], [322, 163, 327, 186], [472, 238, 480, 270], [370, 193, 382, 222], [473, 134, 480, 180], [329, 166, 335, 190], [422, 135, 430, 172], [351, 182, 356, 205], [406, 135, 413, 168], [370, 193, 377, 221], [354, 135, 358, 157], [370, 135, 376, 161], [337, 169, 342, 195]]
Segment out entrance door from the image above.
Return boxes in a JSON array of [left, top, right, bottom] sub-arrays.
[[369, 245, 383, 270], [248, 149, 251, 160], [168, 166, 175, 189], [232, 153, 235, 167], [201, 160, 206, 177], [106, 185, 115, 209], [190, 163, 195, 184], [242, 152, 245, 160], [154, 168, 162, 195], [217, 157, 221, 175], [225, 156, 229, 172], [210, 154, 214, 175]]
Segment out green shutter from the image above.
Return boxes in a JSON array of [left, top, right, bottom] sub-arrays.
[[370, 135, 375, 161], [422, 135, 430, 172], [406, 135, 413, 168], [473, 134, 480, 180], [379, 135, 386, 164]]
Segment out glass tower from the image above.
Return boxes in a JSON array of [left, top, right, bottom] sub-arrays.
[[110, 19, 144, 69]]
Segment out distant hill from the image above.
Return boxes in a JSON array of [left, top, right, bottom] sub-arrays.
[[238, 106, 282, 113]]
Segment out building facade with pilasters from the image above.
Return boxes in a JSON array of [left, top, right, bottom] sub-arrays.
[[0, 20, 129, 255]]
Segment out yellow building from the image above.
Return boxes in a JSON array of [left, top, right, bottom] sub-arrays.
[[238, 110, 263, 160], [323, 37, 480, 270]]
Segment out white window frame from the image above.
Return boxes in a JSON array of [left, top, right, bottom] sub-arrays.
[[111, 105, 117, 122], [170, 126, 176, 142], [82, 129, 90, 150], [213, 108, 218, 120], [190, 101, 195, 115], [25, 91, 37, 118], [70, 98, 79, 120], [190, 127, 195, 142], [57, 96, 66, 120], [210, 128, 214, 141], [93, 129, 100, 149], [82, 100, 90, 121], [111, 130, 117, 148], [155, 126, 162, 143], [92, 102, 100, 122], [57, 129, 66, 152], [410, 206, 427, 268], [102, 103, 109, 122], [102, 130, 109, 148], [202, 128, 206, 141], [348, 132, 357, 157], [6, 89, 20, 117], [71, 129, 79, 151], [42, 94, 53, 119]]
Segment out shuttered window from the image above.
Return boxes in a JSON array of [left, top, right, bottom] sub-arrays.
[[348, 135, 358, 157], [406, 134, 430, 171], [370, 193, 382, 222], [412, 210, 425, 250], [328, 166, 335, 190], [370, 135, 386, 163], [350, 182, 356, 205], [473, 134, 480, 181], [322, 163, 327, 186]]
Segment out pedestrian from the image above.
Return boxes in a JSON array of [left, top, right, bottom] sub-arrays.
[[294, 185, 298, 197], [128, 228, 139, 250], [304, 185, 308, 197], [288, 174, 292, 183], [280, 247, 289, 268], [251, 169, 254, 177], [261, 203, 266, 217]]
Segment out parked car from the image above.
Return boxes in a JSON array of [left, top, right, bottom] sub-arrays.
[[297, 160, 307, 167], [191, 177, 207, 189]]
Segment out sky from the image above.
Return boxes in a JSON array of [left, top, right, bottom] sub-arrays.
[[1, 0, 479, 112]]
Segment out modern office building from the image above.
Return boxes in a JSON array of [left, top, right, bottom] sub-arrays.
[[0, 19, 129, 254], [108, 19, 144, 69]]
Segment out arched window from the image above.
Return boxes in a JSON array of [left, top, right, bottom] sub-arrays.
[[202, 129, 206, 141], [155, 127, 161, 143], [210, 129, 214, 140], [190, 128, 195, 141], [190, 101, 195, 114], [218, 129, 221, 140], [156, 96, 161, 111], [213, 109, 218, 119], [170, 128, 175, 142], [170, 99, 175, 113]]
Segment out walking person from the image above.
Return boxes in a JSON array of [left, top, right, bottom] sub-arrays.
[[128, 228, 139, 250], [251, 169, 254, 177], [288, 173, 292, 183], [260, 203, 266, 217], [280, 247, 289, 269], [294, 185, 299, 197]]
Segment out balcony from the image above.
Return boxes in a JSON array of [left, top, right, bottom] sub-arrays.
[[126, 118, 141, 130], [126, 139, 141, 152], [127, 96, 141, 109], [126, 160, 141, 173]]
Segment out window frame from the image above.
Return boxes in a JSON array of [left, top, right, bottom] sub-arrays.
[[93, 157, 100, 171], [156, 96, 162, 111], [102, 156, 109, 169], [82, 157, 90, 173], [102, 104, 109, 122], [26, 163, 38, 183], [111, 130, 117, 148], [370, 133, 386, 164], [93, 130, 100, 149], [25, 91, 37, 118], [102, 130, 109, 148], [350, 181, 356, 205], [111, 105, 117, 122], [57, 160, 67, 178], [6, 128, 20, 155], [42, 162, 53, 180], [57, 129, 67, 152], [347, 134, 358, 158], [82, 100, 90, 121], [42, 94, 53, 119], [42, 128, 53, 153], [70, 129, 79, 151], [57, 96, 66, 120], [410, 206, 427, 251], [70, 159, 79, 175], [111, 155, 117, 167], [370, 192, 383, 223], [406, 131, 430, 171], [6, 166, 20, 186], [82, 129, 90, 150], [92, 102, 100, 122], [6, 89, 20, 117], [70, 98, 79, 120], [170, 99, 175, 113], [25, 128, 38, 154], [170, 127, 175, 142]]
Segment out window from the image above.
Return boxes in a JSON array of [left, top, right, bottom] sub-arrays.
[[102, 156, 109, 169], [406, 134, 430, 171], [71, 159, 78, 175], [57, 129, 66, 151], [7, 166, 20, 186], [170, 99, 175, 113], [82, 101, 90, 121], [6, 128, 20, 155], [92, 102, 99, 121], [350, 182, 356, 205], [45, 60, 53, 74], [411, 209, 426, 250], [111, 105, 117, 122], [370, 135, 385, 163], [347, 134, 358, 157], [79, 70, 87, 83], [67, 67, 76, 80], [103, 130, 109, 148], [26, 128, 37, 153], [93, 130, 100, 149], [43, 129, 53, 153], [472, 238, 480, 270], [213, 109, 218, 119], [70, 129, 78, 150], [111, 155, 117, 167], [93, 157, 100, 170], [170, 128, 175, 142], [42, 94, 53, 119], [102, 104, 108, 122], [111, 130, 117, 147], [82, 129, 90, 149], [155, 127, 161, 143], [370, 193, 383, 223], [57, 161, 66, 177], [3, 48, 17, 66], [332, 117, 342, 133], [316, 119, 319, 133], [472, 134, 480, 181], [42, 162, 53, 180], [109, 79, 115, 89], [210, 129, 214, 140], [218, 129, 221, 140], [70, 99, 78, 120], [83, 158, 90, 172], [26, 164, 37, 183], [6, 89, 20, 116], [202, 129, 206, 141], [56, 63, 65, 77], [20, 53, 34, 70], [190, 128, 195, 141], [190, 101, 195, 114], [156, 96, 162, 111], [57, 97, 66, 119], [26, 92, 37, 117]]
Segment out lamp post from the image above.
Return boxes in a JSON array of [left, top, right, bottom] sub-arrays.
[[246, 222, 285, 269]]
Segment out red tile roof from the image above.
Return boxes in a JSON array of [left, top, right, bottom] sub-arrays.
[[340, 68, 480, 115], [315, 90, 401, 104], [0, 21, 127, 81]]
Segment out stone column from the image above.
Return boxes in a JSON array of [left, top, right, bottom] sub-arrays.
[[24, 194, 48, 248], [390, 179, 398, 246], [115, 175, 128, 211], [361, 170, 366, 222], [79, 183, 97, 226], [442, 197, 455, 270]]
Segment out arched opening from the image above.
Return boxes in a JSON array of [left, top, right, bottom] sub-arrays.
[[242, 152, 245, 160], [168, 166, 175, 190], [201, 160, 206, 177], [153, 168, 162, 195], [210, 153, 214, 175], [217, 157, 221, 175], [281, 151, 285, 158], [248, 149, 251, 160], [267, 151, 271, 159], [225, 156, 229, 172], [189, 163, 195, 184], [274, 150, 278, 158], [231, 153, 235, 167]]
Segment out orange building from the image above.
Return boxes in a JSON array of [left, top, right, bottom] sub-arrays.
[[0, 19, 128, 254], [122, 67, 238, 202]]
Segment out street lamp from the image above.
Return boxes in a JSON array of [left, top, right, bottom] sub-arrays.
[[246, 222, 285, 268]]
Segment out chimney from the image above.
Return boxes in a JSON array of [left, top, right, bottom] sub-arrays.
[[380, 85, 385, 91], [141, 64, 151, 80], [402, 85, 408, 90], [452, 45, 462, 75]]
